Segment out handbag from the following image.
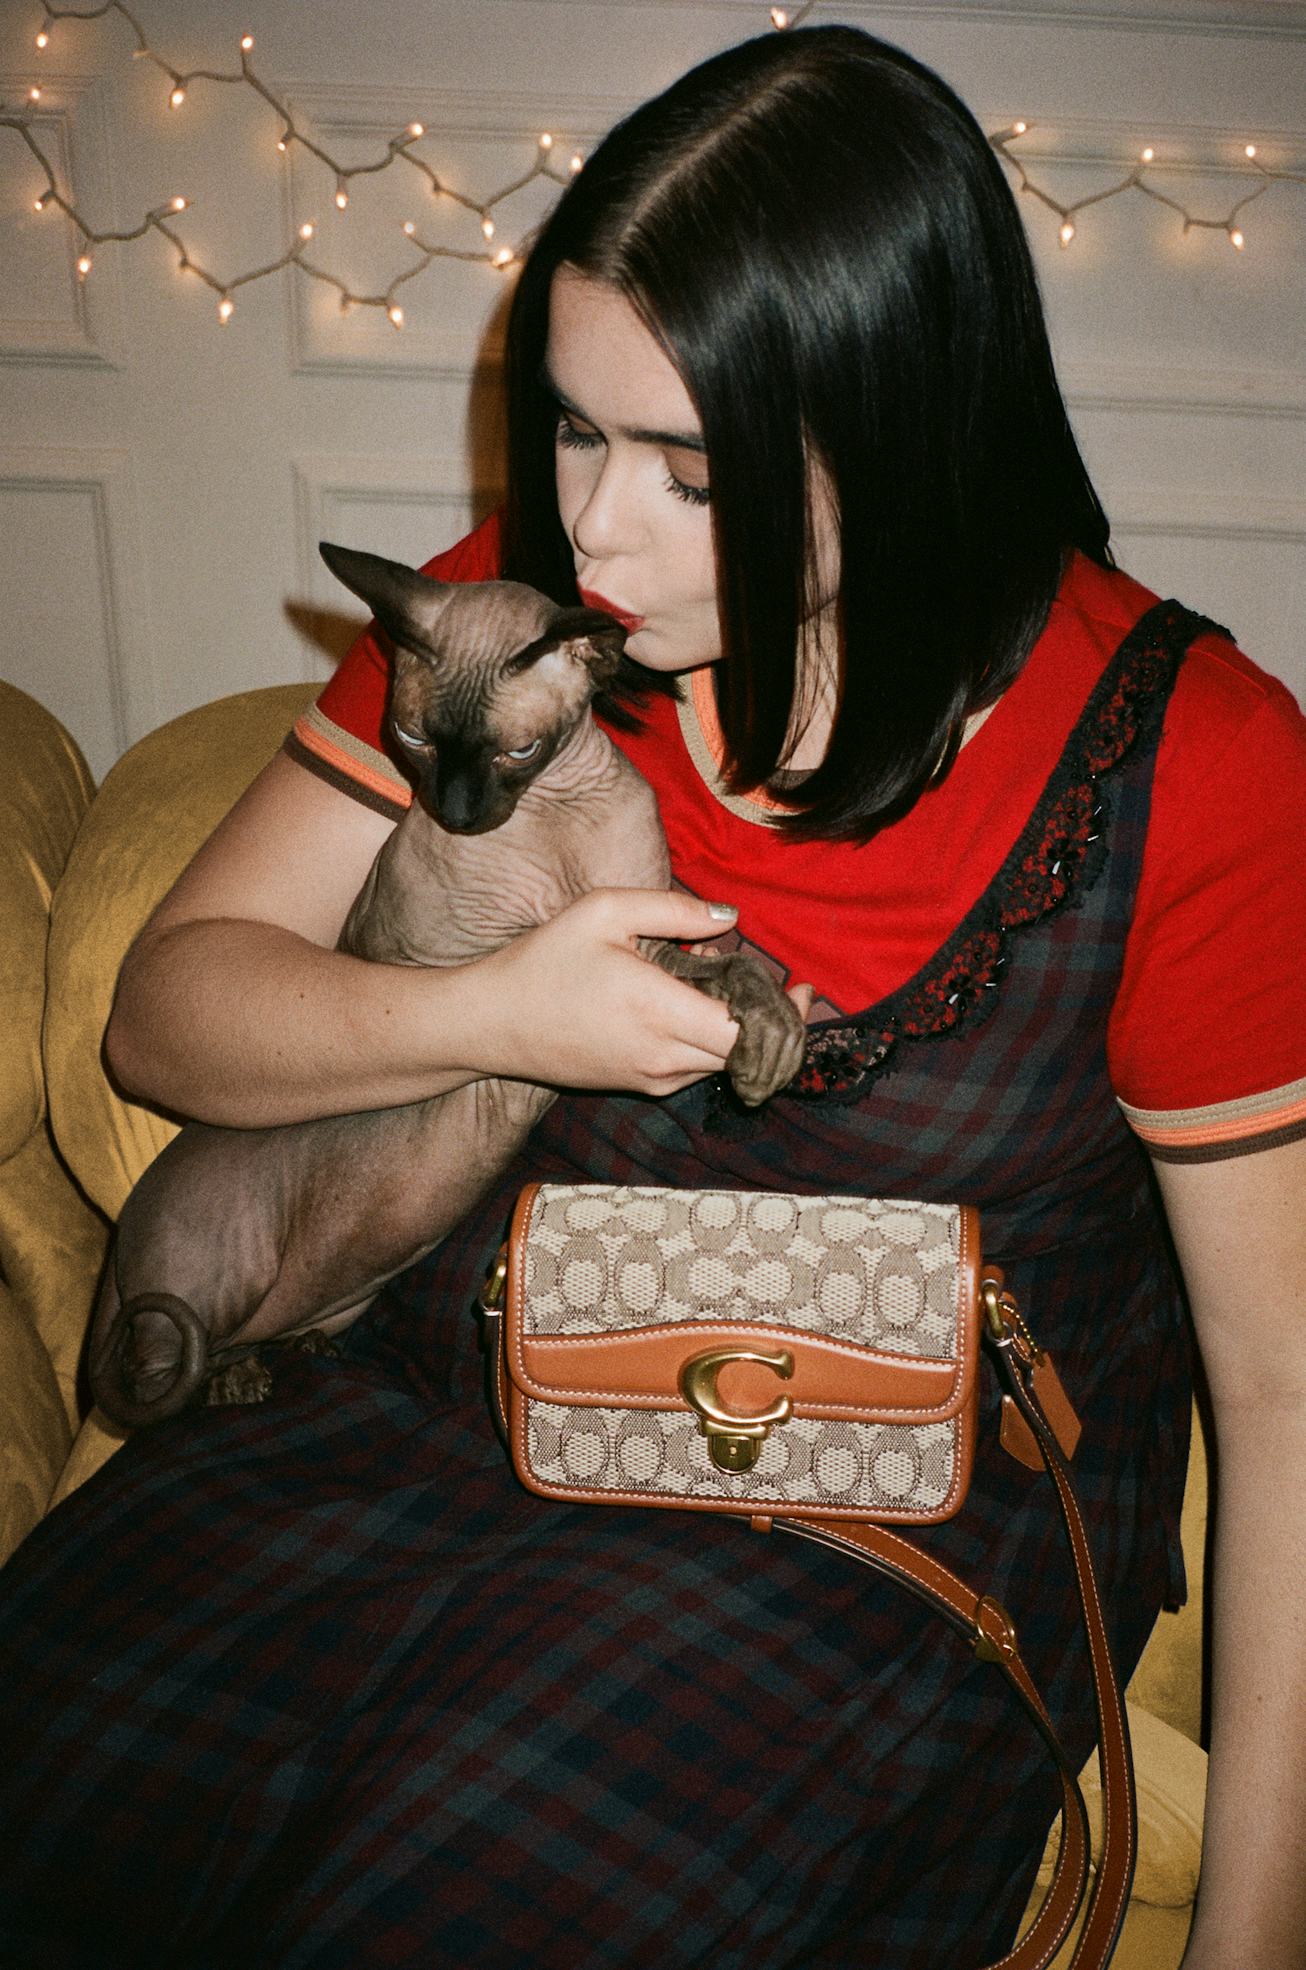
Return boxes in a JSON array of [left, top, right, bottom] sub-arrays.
[[479, 1182, 1136, 1970]]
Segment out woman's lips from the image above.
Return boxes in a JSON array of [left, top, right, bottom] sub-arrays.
[[578, 586, 645, 633]]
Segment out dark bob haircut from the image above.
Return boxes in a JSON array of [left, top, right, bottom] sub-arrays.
[[502, 24, 1112, 841]]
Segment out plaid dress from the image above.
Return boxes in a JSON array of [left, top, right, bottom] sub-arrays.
[[0, 602, 1208, 1970]]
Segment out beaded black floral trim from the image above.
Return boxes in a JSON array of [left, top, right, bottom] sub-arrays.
[[705, 598, 1221, 1127]]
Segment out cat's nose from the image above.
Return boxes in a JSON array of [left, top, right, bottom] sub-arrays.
[[432, 763, 511, 834]]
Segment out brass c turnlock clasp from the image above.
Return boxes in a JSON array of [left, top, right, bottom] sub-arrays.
[[679, 1347, 794, 1473]]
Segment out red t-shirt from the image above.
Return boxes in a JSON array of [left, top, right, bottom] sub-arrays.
[[288, 514, 1306, 1162]]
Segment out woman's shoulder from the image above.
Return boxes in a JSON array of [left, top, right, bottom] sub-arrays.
[[1054, 550, 1302, 764]]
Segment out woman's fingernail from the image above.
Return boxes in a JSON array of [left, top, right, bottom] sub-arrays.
[[707, 901, 738, 920]]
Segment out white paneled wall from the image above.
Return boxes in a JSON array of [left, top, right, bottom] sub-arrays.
[[1, 0, 1303, 781]]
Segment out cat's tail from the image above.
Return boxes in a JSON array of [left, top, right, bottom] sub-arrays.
[[89, 1291, 210, 1428]]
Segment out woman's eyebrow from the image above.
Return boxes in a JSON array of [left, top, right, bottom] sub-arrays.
[[541, 366, 707, 455]]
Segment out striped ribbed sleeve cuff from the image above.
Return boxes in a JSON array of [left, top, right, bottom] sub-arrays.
[[284, 702, 412, 820], [1119, 1073, 1306, 1163]]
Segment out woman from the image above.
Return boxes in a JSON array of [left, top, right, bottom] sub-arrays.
[[2, 26, 1303, 1968]]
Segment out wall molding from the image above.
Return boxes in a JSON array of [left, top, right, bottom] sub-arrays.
[[291, 455, 502, 674], [1110, 488, 1306, 538], [281, 83, 620, 380], [500, 0, 1306, 37], [0, 73, 124, 368], [0, 446, 156, 759], [1064, 360, 1306, 417]]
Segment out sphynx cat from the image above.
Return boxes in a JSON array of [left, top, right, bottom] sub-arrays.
[[88, 545, 808, 1428]]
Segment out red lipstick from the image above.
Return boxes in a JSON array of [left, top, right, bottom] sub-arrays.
[[578, 586, 645, 633]]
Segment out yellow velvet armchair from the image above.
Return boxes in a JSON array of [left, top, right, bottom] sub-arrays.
[[0, 675, 1207, 1964]]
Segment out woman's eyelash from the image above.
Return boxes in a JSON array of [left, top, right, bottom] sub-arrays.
[[665, 472, 711, 509], [555, 413, 602, 453], [554, 411, 711, 508]]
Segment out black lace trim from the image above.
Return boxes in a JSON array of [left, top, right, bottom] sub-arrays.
[[704, 599, 1220, 1126]]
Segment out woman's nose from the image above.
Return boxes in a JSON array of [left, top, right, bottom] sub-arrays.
[[569, 451, 640, 562]]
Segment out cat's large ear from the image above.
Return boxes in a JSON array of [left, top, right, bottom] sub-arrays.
[[319, 542, 456, 659]]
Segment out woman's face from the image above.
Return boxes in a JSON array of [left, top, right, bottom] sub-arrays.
[[546, 266, 722, 674]]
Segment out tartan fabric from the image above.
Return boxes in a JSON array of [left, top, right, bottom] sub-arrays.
[[0, 605, 1208, 1969]]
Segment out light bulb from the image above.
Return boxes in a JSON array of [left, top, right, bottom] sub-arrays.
[[771, 8, 789, 26], [335, 185, 348, 209], [33, 195, 47, 211], [539, 132, 553, 150], [241, 35, 253, 52], [299, 221, 315, 239], [1245, 144, 1257, 160], [171, 196, 187, 211], [493, 247, 514, 267], [77, 254, 92, 277], [1230, 228, 1245, 250], [170, 87, 186, 109], [1141, 147, 1155, 163], [388, 305, 404, 328], [403, 220, 416, 236], [570, 154, 583, 174], [1013, 120, 1028, 136], [409, 122, 424, 138], [36, 28, 49, 51], [1059, 220, 1076, 246], [276, 137, 288, 153], [218, 296, 234, 322], [481, 216, 495, 239], [29, 86, 41, 101]]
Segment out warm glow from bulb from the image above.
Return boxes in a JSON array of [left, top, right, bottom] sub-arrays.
[[481, 216, 495, 238], [335, 187, 348, 209], [299, 221, 314, 239], [241, 35, 253, 52], [276, 138, 288, 153], [1013, 120, 1028, 136], [218, 297, 234, 321], [409, 122, 424, 138], [570, 154, 583, 174], [33, 196, 46, 211], [170, 87, 186, 108], [1245, 144, 1257, 160], [171, 195, 187, 211], [403, 220, 416, 236], [77, 254, 92, 276], [388, 304, 404, 328], [36, 30, 49, 50], [29, 86, 41, 101], [493, 247, 514, 266], [1230, 228, 1245, 249], [539, 132, 553, 149], [1141, 147, 1155, 163], [771, 8, 789, 26], [1059, 220, 1076, 246]]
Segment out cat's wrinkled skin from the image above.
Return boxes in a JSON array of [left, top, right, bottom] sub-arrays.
[[88, 545, 808, 1429]]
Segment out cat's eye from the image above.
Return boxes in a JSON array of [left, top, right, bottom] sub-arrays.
[[503, 739, 542, 762], [393, 722, 431, 750]]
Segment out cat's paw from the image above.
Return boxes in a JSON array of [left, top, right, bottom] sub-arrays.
[[716, 956, 808, 1106]]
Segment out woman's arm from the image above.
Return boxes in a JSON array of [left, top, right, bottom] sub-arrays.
[[1154, 1137, 1306, 1970], [106, 748, 747, 1128]]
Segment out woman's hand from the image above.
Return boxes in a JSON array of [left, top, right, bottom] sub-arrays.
[[465, 887, 753, 1095]]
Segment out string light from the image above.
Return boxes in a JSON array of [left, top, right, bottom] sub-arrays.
[[5, 0, 1300, 334], [989, 121, 1295, 254]]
